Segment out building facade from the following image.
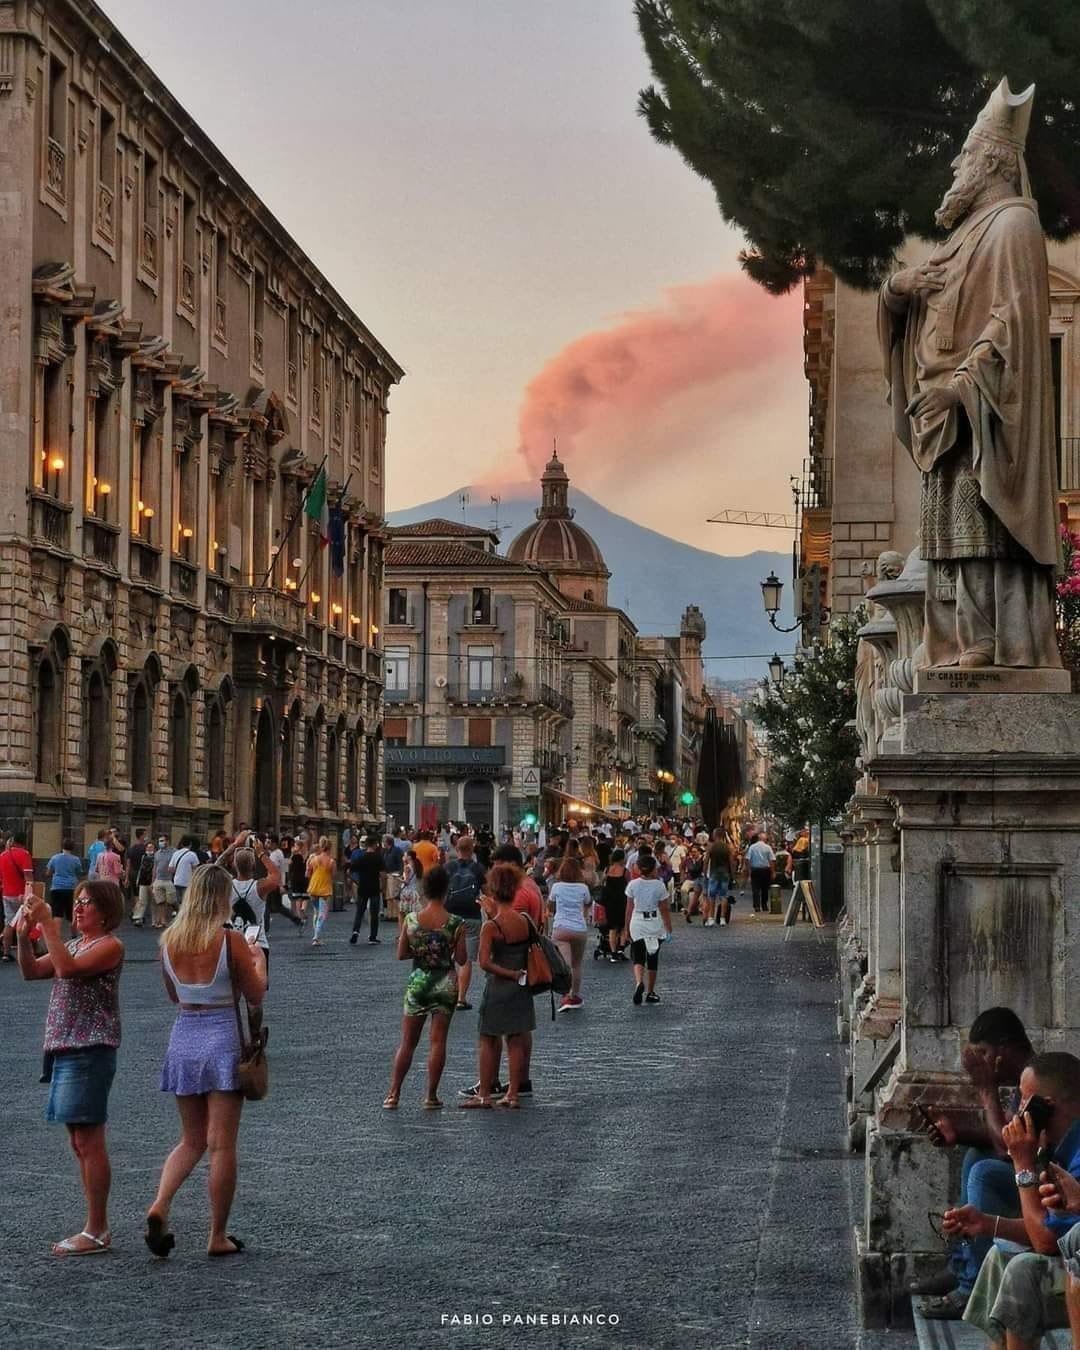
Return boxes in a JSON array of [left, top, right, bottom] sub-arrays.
[[0, 0, 402, 860], [382, 520, 571, 833]]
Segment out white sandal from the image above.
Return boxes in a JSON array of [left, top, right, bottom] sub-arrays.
[[52, 1230, 110, 1257]]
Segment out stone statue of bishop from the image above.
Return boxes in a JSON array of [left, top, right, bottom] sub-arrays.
[[879, 79, 1062, 670]]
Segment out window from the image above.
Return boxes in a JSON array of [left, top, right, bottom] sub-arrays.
[[384, 717, 408, 747], [172, 445, 196, 559], [98, 107, 116, 193], [141, 147, 159, 277], [468, 718, 492, 748], [252, 269, 265, 371], [35, 658, 61, 785], [388, 588, 408, 625], [170, 690, 190, 797], [84, 669, 110, 787], [287, 306, 299, 400], [132, 422, 158, 540], [87, 378, 116, 522], [48, 56, 67, 146], [180, 192, 196, 310], [40, 361, 67, 498], [214, 229, 227, 338], [304, 720, 318, 805], [384, 646, 410, 693], [206, 698, 226, 800], [471, 588, 491, 625], [128, 675, 152, 794], [325, 727, 339, 812], [467, 645, 494, 692], [345, 732, 358, 809]]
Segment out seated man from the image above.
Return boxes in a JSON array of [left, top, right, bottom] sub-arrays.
[[916, 1007, 1033, 1319], [945, 1053, 1080, 1349]]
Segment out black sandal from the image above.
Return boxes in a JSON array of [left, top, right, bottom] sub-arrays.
[[144, 1213, 176, 1259], [209, 1235, 245, 1257]]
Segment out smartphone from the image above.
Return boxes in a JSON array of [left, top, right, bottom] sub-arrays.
[[1025, 1094, 1055, 1135], [243, 925, 261, 944]]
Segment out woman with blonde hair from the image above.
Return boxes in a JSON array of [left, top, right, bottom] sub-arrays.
[[306, 836, 335, 947], [145, 864, 266, 1259]]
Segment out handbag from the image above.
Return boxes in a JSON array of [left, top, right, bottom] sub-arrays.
[[521, 916, 572, 1020], [225, 935, 269, 1101]]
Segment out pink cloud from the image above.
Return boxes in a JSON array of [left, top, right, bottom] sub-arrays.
[[490, 274, 803, 490]]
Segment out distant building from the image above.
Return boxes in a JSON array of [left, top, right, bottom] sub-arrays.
[[508, 454, 638, 818], [0, 0, 402, 857], [382, 520, 570, 832]]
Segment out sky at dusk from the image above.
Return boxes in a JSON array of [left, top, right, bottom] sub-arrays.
[[97, 0, 807, 555]]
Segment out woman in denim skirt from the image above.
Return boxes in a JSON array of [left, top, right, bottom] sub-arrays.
[[145, 864, 266, 1258], [16, 878, 126, 1256]]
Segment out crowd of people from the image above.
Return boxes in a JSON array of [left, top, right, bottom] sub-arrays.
[[3, 813, 803, 1261], [911, 1007, 1080, 1347]]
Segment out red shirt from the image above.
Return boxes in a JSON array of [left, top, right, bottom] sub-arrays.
[[512, 876, 543, 929], [0, 846, 33, 898]]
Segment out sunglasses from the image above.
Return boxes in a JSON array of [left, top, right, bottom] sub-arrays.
[[73, 898, 97, 910]]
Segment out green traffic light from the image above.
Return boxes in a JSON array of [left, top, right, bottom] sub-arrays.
[[680, 792, 695, 805], [523, 813, 537, 826]]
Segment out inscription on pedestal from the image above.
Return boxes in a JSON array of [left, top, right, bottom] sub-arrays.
[[914, 666, 1072, 694]]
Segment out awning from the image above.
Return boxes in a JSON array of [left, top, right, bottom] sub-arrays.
[[547, 787, 620, 822]]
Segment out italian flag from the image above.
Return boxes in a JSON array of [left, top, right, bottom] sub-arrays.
[[304, 467, 329, 546]]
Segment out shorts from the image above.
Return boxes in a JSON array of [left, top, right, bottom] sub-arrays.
[[3, 896, 22, 926], [46, 1045, 117, 1124], [706, 877, 729, 900], [463, 917, 483, 962], [50, 890, 75, 923]]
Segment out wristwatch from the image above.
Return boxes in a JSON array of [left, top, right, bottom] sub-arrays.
[[1015, 1169, 1039, 1189]]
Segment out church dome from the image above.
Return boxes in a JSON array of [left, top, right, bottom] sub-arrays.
[[506, 453, 610, 582]]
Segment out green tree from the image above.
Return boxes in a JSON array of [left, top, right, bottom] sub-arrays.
[[635, 1, 1080, 293], [756, 618, 861, 827]]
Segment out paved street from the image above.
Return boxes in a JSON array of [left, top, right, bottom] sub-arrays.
[[1, 908, 915, 1350]]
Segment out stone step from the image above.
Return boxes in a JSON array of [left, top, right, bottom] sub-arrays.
[[914, 1309, 1070, 1348]]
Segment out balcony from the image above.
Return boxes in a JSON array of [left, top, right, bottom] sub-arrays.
[[207, 576, 231, 616], [539, 747, 566, 776], [385, 744, 507, 778], [540, 683, 574, 718], [130, 539, 161, 586], [328, 631, 344, 663], [96, 183, 114, 243], [83, 517, 118, 569], [30, 493, 71, 551], [366, 647, 383, 679], [306, 621, 324, 654], [180, 262, 196, 311], [595, 728, 615, 749], [232, 585, 306, 641], [46, 138, 66, 203], [636, 715, 667, 743], [170, 557, 198, 601]]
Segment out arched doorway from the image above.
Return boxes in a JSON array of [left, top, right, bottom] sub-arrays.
[[253, 704, 275, 830], [129, 678, 152, 793], [35, 658, 60, 785], [365, 735, 378, 815], [170, 690, 190, 798], [463, 778, 494, 831], [385, 778, 409, 830], [86, 672, 109, 787]]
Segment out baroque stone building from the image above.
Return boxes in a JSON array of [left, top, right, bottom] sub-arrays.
[[0, 0, 402, 860], [382, 519, 571, 831]]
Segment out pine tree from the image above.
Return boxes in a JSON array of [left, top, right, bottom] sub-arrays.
[[635, 1, 1080, 293]]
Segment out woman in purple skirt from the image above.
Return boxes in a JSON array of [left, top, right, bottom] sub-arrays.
[[145, 864, 266, 1258]]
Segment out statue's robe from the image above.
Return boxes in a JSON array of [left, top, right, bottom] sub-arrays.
[[878, 196, 1061, 668]]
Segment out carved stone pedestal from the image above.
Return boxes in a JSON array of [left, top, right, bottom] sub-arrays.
[[857, 691, 1080, 1324]]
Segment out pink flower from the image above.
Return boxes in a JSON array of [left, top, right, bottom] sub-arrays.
[[1070, 554, 1080, 574]]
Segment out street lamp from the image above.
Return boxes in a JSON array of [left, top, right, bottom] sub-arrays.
[[768, 652, 785, 687], [760, 563, 829, 634]]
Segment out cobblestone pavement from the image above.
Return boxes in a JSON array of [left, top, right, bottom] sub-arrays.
[[0, 906, 916, 1350]]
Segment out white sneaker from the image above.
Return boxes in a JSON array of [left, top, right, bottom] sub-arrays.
[[719, 917, 727, 926], [704, 918, 715, 928]]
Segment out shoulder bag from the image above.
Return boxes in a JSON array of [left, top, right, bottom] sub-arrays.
[[520, 915, 572, 1020], [225, 934, 269, 1101]]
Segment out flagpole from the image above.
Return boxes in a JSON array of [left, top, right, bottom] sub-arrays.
[[256, 453, 328, 593], [294, 469, 354, 599]]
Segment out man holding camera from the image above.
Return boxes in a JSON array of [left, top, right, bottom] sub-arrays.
[[941, 1053, 1080, 1347]]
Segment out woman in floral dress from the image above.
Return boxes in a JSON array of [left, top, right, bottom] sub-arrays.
[[384, 865, 465, 1110]]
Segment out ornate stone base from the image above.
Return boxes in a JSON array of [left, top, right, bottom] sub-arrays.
[[914, 665, 1072, 694]]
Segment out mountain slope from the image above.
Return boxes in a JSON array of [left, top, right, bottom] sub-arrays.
[[387, 486, 794, 674]]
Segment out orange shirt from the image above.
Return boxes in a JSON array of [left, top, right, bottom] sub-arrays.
[[413, 840, 440, 872], [512, 876, 544, 928]]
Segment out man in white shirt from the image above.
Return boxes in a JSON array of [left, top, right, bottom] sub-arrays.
[[169, 835, 202, 907], [746, 833, 777, 915]]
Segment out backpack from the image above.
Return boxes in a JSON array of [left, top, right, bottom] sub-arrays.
[[137, 853, 154, 887], [445, 860, 483, 917]]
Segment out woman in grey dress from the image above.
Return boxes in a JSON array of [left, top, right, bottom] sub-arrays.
[[459, 862, 534, 1110]]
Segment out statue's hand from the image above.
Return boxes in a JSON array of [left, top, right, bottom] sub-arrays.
[[888, 264, 947, 298], [906, 385, 960, 420]]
